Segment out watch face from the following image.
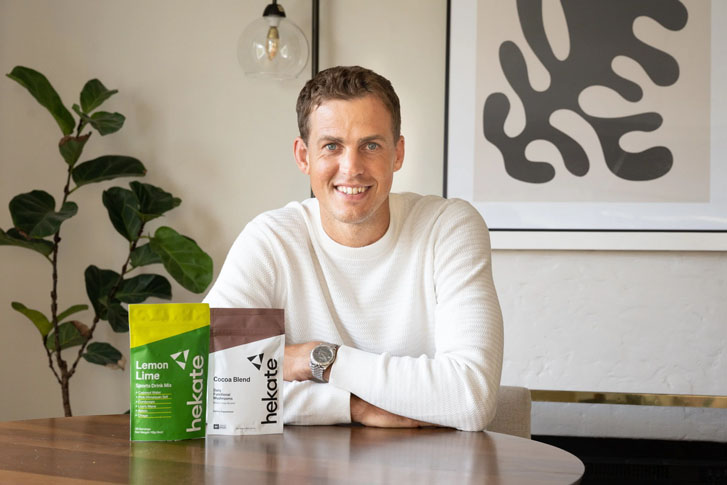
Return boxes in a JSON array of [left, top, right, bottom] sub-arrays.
[[312, 346, 334, 365]]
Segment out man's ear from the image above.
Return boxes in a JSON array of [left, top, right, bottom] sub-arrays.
[[394, 135, 405, 172], [294, 137, 310, 175]]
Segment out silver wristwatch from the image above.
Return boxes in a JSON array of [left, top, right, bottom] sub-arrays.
[[310, 343, 339, 383]]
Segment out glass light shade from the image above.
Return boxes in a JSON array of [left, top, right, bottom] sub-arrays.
[[238, 15, 309, 80]]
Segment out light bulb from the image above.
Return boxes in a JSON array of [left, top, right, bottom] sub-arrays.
[[266, 26, 279, 59], [266, 27, 279, 60], [238, 2, 309, 80]]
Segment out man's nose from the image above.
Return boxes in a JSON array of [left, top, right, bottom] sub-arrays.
[[339, 149, 365, 176]]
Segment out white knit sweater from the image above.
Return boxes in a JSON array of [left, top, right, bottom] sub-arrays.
[[203, 192, 503, 431]]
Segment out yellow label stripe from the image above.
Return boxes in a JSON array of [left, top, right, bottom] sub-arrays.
[[129, 303, 210, 348]]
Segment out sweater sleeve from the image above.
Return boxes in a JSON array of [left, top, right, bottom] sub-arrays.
[[328, 201, 504, 431], [202, 216, 353, 425]]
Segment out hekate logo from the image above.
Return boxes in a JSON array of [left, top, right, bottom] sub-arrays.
[[170, 349, 190, 369], [247, 352, 264, 371], [185, 354, 205, 433], [261, 357, 279, 425]]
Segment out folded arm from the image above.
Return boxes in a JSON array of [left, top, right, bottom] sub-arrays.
[[283, 342, 430, 428]]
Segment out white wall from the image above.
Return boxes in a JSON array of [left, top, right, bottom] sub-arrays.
[[1, 0, 724, 441]]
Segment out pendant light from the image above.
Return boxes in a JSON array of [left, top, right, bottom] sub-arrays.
[[238, 0, 309, 80]]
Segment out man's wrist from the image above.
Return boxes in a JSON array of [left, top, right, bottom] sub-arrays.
[[284, 342, 320, 382]]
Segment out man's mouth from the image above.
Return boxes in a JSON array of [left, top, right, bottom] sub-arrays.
[[335, 185, 370, 195]]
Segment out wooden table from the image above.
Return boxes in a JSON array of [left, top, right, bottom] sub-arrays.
[[0, 415, 584, 484]]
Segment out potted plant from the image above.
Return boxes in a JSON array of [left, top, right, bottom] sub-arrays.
[[1, 66, 213, 416]]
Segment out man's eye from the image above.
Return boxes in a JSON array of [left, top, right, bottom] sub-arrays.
[[365, 142, 379, 150], [325, 143, 337, 151]]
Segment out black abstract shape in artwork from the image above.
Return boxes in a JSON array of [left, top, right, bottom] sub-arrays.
[[483, 0, 688, 183]]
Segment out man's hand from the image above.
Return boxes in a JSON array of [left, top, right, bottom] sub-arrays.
[[350, 395, 435, 428]]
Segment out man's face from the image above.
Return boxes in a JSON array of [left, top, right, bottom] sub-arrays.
[[294, 95, 404, 247]]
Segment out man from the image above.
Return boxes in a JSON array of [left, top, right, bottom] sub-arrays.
[[204, 66, 503, 431]]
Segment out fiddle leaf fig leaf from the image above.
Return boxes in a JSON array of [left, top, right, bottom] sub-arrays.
[[80, 79, 118, 113], [102, 187, 142, 241], [130, 182, 181, 222], [107, 302, 129, 332], [71, 155, 146, 187], [9, 191, 78, 238], [88, 111, 125, 135], [57, 304, 89, 323], [6, 66, 75, 135], [116, 274, 172, 304], [58, 134, 91, 167], [0, 228, 53, 257], [149, 226, 213, 293], [83, 342, 125, 370], [46, 322, 87, 351], [11, 301, 52, 337], [130, 243, 162, 267], [84, 265, 121, 319]]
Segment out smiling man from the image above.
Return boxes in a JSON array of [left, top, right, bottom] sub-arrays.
[[204, 66, 503, 431]]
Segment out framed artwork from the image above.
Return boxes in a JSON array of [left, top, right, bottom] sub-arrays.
[[444, 0, 727, 250]]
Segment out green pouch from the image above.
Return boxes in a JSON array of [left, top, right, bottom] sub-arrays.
[[129, 303, 210, 441]]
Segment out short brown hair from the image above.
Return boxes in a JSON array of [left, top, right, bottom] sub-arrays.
[[296, 66, 401, 143]]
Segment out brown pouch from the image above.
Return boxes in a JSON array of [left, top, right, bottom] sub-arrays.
[[206, 308, 285, 436]]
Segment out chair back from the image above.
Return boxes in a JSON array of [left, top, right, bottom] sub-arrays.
[[487, 385, 532, 439]]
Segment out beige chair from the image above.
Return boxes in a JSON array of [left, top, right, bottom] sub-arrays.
[[486, 386, 532, 439]]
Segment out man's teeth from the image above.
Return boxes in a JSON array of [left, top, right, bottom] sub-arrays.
[[336, 186, 367, 195]]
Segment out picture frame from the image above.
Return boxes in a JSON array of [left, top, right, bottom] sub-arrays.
[[444, 0, 727, 250]]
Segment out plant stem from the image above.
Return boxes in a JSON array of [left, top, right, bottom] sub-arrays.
[[50, 160, 78, 417], [43, 337, 62, 385], [51, 228, 72, 416]]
